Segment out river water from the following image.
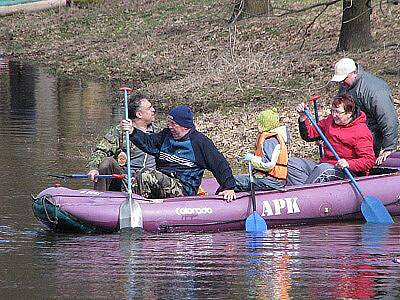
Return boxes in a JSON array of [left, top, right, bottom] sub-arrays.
[[0, 58, 399, 299]]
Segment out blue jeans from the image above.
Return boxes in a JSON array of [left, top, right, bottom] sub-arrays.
[[234, 174, 285, 192]]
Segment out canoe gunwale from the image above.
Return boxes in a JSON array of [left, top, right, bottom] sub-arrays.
[[34, 168, 400, 205], [32, 167, 400, 233]]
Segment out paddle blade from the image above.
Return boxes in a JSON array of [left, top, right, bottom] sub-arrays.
[[361, 195, 394, 224], [119, 199, 143, 230], [245, 212, 267, 232]]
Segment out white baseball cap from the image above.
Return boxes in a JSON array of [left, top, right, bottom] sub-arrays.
[[331, 58, 357, 82]]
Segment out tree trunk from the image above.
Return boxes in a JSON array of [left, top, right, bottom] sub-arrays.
[[337, 0, 373, 51], [230, 0, 273, 23]]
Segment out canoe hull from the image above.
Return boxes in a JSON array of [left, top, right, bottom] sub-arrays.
[[32, 171, 400, 233]]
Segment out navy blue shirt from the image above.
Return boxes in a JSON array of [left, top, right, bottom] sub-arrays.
[[130, 127, 235, 196]]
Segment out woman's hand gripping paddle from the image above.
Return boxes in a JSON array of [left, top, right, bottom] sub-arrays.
[[303, 108, 394, 224], [119, 87, 143, 230], [308, 95, 323, 158], [245, 162, 267, 232]]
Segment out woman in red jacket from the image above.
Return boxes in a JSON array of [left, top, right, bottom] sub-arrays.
[[295, 93, 375, 181]]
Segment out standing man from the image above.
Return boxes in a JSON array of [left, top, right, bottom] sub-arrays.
[[331, 57, 398, 165], [87, 94, 156, 191], [121, 105, 236, 202]]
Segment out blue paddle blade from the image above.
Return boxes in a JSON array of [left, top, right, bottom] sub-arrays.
[[245, 212, 267, 232], [361, 195, 394, 224]]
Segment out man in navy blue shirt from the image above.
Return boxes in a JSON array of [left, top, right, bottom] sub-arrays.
[[121, 105, 236, 202]]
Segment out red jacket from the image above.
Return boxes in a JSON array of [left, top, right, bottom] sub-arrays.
[[300, 112, 375, 174]]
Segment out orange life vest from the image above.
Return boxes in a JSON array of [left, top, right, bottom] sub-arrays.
[[254, 131, 288, 181]]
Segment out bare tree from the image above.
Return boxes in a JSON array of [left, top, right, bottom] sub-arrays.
[[229, 0, 385, 51], [337, 0, 373, 50], [230, 0, 273, 23]]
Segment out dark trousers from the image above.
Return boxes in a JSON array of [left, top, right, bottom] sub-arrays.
[[94, 157, 124, 191]]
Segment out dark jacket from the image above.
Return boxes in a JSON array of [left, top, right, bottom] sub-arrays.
[[130, 127, 236, 196], [338, 64, 398, 155]]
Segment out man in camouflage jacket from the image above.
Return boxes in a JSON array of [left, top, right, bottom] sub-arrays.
[[87, 94, 156, 191]]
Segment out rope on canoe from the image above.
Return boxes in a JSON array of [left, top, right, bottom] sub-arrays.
[[40, 195, 59, 224]]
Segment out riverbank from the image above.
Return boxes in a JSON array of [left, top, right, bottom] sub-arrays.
[[0, 0, 399, 163]]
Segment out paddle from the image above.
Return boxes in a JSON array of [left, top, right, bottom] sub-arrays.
[[49, 173, 125, 179], [245, 162, 267, 232], [308, 95, 323, 158], [118, 87, 143, 230], [303, 108, 394, 224]]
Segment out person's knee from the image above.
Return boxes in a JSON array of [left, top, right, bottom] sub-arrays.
[[306, 163, 337, 184], [315, 163, 333, 172], [136, 167, 153, 178], [135, 168, 159, 185], [233, 175, 250, 192]]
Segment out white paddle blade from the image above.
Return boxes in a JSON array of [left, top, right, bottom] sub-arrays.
[[119, 199, 143, 229]]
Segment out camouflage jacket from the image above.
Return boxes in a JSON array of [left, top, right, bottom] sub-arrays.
[[87, 124, 156, 172]]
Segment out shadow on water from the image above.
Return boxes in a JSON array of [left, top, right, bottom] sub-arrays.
[[9, 62, 37, 125], [0, 58, 399, 299]]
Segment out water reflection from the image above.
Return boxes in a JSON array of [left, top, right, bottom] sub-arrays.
[[0, 218, 397, 299], [24, 224, 400, 299], [9, 62, 37, 122], [0, 59, 399, 299], [361, 223, 390, 254], [245, 230, 298, 300], [0, 59, 115, 200], [32, 232, 247, 299]]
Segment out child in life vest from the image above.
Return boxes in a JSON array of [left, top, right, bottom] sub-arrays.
[[234, 108, 290, 192]]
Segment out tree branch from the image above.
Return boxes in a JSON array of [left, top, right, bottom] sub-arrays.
[[342, 1, 379, 24], [274, 0, 341, 17], [299, 6, 329, 50], [229, 0, 245, 24]]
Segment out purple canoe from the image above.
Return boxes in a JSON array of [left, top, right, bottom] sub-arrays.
[[32, 165, 400, 233]]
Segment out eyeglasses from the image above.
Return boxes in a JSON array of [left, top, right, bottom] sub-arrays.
[[140, 105, 153, 111], [330, 109, 346, 116]]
